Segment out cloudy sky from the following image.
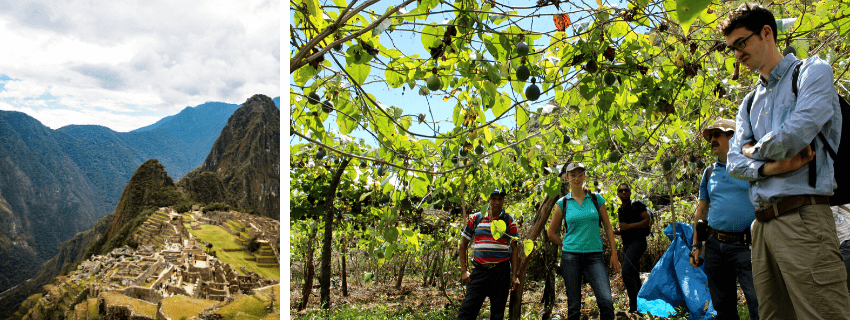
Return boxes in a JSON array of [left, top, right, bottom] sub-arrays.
[[0, 0, 279, 132]]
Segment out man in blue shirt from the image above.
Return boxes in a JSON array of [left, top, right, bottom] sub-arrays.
[[689, 118, 758, 319], [722, 4, 849, 319]]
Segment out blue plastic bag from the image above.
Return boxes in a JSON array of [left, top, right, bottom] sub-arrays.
[[637, 222, 716, 320]]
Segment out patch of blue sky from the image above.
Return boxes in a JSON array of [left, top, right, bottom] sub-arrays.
[[24, 91, 61, 102], [290, 0, 632, 148]]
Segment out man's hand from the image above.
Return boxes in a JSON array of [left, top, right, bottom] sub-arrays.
[[689, 248, 701, 268], [511, 276, 521, 291], [461, 270, 471, 285], [761, 144, 815, 176], [609, 256, 621, 273], [743, 142, 757, 159]]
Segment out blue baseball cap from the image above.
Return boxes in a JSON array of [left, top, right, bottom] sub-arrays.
[[490, 188, 507, 197]]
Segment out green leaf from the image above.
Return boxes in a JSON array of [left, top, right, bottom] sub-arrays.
[[674, 0, 712, 34], [294, 65, 316, 87], [347, 63, 371, 85], [421, 23, 440, 51], [359, 192, 372, 202], [516, 104, 529, 131], [363, 272, 374, 283], [608, 21, 629, 39], [337, 100, 359, 134], [543, 176, 560, 198], [523, 239, 534, 256], [411, 177, 429, 197], [490, 220, 506, 240], [384, 226, 399, 243]]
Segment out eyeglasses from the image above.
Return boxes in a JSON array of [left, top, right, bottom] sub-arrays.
[[725, 32, 759, 55], [709, 131, 730, 139], [618, 188, 631, 193]]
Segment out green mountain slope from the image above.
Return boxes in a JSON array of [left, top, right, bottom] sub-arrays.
[[180, 94, 280, 220]]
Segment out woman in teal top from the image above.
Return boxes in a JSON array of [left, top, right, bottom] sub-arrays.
[[547, 163, 620, 320]]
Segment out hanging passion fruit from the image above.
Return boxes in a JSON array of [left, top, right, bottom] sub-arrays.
[[604, 72, 617, 86], [607, 151, 621, 163], [427, 74, 442, 91], [585, 60, 598, 73], [516, 65, 530, 82], [526, 78, 541, 101], [307, 92, 321, 105], [516, 41, 530, 56], [321, 100, 334, 113]]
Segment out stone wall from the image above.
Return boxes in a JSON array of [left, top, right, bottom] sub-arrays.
[[256, 257, 277, 264], [117, 286, 163, 304], [133, 257, 164, 287]]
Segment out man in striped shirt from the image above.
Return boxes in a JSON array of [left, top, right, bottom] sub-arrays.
[[457, 188, 519, 320]]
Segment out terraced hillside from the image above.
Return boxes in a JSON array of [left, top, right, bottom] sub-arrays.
[[13, 207, 281, 320]]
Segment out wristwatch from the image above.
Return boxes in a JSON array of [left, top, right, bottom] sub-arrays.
[[692, 243, 702, 251]]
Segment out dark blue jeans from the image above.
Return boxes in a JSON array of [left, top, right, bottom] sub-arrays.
[[622, 238, 647, 312], [457, 261, 511, 320], [703, 236, 759, 320], [560, 252, 615, 320]]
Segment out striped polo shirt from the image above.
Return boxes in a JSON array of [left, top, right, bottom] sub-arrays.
[[462, 211, 518, 265]]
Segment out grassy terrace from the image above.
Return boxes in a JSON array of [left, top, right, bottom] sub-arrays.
[[186, 224, 279, 280], [216, 293, 273, 320], [161, 295, 217, 320], [101, 292, 157, 318]]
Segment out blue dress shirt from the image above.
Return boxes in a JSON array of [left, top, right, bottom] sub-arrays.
[[727, 54, 842, 208], [699, 161, 756, 232]]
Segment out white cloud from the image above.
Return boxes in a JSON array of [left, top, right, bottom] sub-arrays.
[[0, 80, 47, 100], [0, 0, 279, 132]]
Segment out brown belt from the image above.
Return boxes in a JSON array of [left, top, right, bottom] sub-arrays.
[[708, 228, 746, 243], [754, 195, 830, 222]]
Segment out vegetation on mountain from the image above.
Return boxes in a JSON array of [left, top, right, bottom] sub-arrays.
[[84, 159, 189, 260], [180, 94, 281, 220]]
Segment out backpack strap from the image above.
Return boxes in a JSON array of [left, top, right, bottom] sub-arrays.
[[745, 91, 756, 115], [561, 192, 602, 233], [789, 60, 821, 188]]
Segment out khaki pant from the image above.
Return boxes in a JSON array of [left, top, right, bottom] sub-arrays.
[[752, 203, 850, 319]]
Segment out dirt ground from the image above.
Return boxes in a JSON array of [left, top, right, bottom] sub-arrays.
[[290, 272, 646, 319]]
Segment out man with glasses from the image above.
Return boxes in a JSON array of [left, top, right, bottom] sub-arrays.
[[721, 4, 848, 319], [457, 188, 520, 320], [613, 182, 650, 314], [689, 118, 759, 319]]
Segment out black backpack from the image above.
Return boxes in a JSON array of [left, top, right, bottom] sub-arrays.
[[745, 60, 850, 206], [558, 192, 602, 231]]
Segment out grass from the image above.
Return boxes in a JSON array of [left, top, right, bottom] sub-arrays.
[[160, 295, 218, 320], [186, 224, 279, 280], [216, 295, 270, 320], [87, 298, 99, 319], [101, 292, 157, 318], [292, 305, 458, 320]]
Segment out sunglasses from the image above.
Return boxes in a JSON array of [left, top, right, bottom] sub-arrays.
[[618, 188, 631, 193], [724, 32, 759, 55], [708, 131, 730, 139]]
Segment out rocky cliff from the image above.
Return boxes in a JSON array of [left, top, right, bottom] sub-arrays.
[[180, 94, 280, 220]]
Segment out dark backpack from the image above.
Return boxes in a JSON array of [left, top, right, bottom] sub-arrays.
[[558, 192, 602, 231], [745, 60, 850, 206]]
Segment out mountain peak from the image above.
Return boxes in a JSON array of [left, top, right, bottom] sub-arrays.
[[104, 159, 175, 241], [181, 94, 280, 220]]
